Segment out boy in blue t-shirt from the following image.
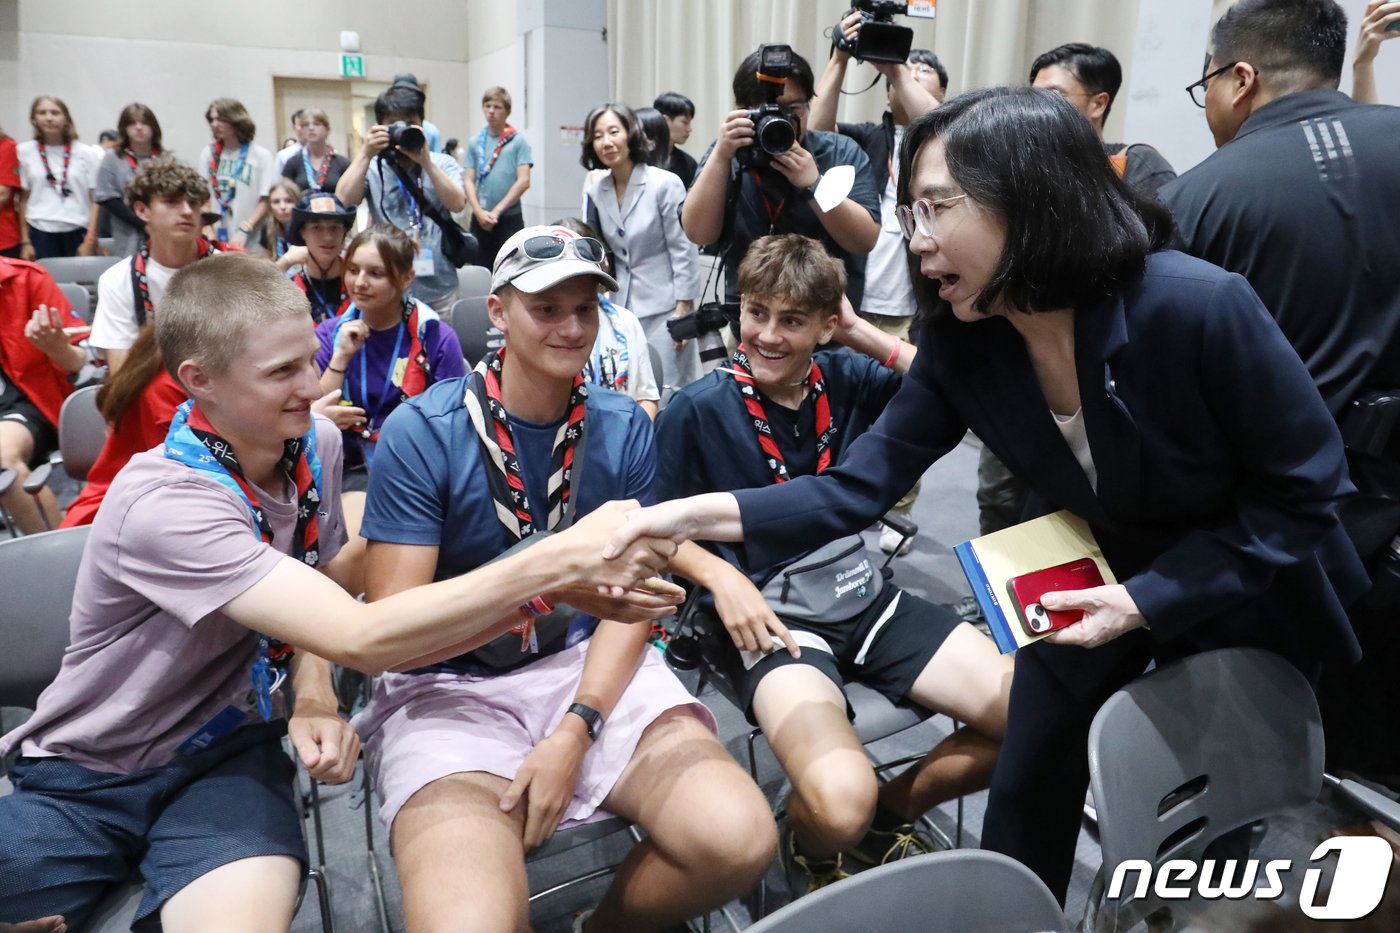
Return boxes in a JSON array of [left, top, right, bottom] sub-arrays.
[[661, 234, 1013, 894], [355, 225, 774, 932]]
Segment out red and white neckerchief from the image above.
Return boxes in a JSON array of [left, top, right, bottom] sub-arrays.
[[130, 236, 229, 326], [38, 143, 72, 197], [727, 344, 833, 483], [464, 347, 588, 540], [123, 146, 160, 171]]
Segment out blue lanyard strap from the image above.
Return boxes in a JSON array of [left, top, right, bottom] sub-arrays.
[[333, 301, 411, 432], [392, 171, 423, 231]]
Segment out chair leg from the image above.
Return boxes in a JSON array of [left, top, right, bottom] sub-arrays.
[[306, 866, 336, 933]]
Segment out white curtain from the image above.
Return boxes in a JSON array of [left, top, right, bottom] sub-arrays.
[[608, 1, 1146, 148]]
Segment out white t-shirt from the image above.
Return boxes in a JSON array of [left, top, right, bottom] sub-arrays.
[[1052, 407, 1098, 492], [197, 141, 276, 232], [586, 300, 660, 404], [275, 142, 302, 174], [91, 255, 179, 352], [16, 140, 104, 232], [860, 125, 916, 319]]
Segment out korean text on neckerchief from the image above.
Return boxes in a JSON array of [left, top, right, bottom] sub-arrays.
[[728, 344, 832, 482], [163, 400, 322, 720]]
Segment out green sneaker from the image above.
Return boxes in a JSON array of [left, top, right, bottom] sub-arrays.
[[779, 821, 850, 896], [843, 820, 939, 869]]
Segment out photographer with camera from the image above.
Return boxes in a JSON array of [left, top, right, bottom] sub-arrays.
[[683, 44, 879, 314], [336, 85, 468, 315]]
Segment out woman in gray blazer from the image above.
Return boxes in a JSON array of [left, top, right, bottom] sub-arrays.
[[582, 102, 701, 395]]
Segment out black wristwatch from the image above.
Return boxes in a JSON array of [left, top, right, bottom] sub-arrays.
[[796, 178, 820, 201], [567, 702, 604, 741]]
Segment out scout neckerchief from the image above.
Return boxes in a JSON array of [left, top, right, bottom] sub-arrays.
[[293, 266, 348, 324], [163, 400, 322, 720], [123, 146, 160, 171], [38, 142, 72, 197], [464, 347, 587, 541], [584, 293, 629, 392], [301, 146, 335, 192], [131, 236, 228, 326], [728, 344, 832, 483], [330, 296, 433, 442], [474, 124, 517, 186], [209, 140, 249, 217]]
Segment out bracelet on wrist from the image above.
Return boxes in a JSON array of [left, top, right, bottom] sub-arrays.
[[882, 335, 902, 369], [520, 595, 554, 618]]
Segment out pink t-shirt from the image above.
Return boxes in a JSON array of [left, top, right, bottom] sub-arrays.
[[0, 415, 346, 774]]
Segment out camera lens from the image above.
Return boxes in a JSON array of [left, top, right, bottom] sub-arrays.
[[756, 116, 796, 156]]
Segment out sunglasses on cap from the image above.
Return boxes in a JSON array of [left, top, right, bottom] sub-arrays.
[[512, 234, 607, 264]]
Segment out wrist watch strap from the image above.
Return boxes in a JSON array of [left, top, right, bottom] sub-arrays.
[[567, 702, 604, 741]]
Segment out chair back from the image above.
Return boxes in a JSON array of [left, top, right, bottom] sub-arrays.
[[58, 385, 108, 481], [450, 296, 501, 367], [746, 849, 1067, 933], [59, 282, 92, 322], [37, 255, 123, 286], [1090, 648, 1323, 872], [457, 264, 493, 299], [0, 526, 91, 707]]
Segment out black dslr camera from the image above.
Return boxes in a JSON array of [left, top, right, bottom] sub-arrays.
[[736, 43, 802, 169], [666, 301, 733, 372], [386, 120, 426, 155], [834, 1, 915, 64]]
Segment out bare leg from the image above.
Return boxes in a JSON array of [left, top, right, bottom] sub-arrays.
[[879, 622, 1012, 821], [588, 709, 775, 932], [0, 920, 66, 933], [160, 855, 300, 933], [0, 422, 55, 534], [752, 665, 878, 858], [389, 771, 530, 933]]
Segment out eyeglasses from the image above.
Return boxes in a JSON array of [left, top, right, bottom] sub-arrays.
[[894, 194, 970, 240], [516, 235, 606, 264], [1185, 61, 1239, 108]]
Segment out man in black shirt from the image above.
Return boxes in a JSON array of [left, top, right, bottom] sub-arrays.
[[1161, 0, 1400, 778], [653, 91, 698, 188]]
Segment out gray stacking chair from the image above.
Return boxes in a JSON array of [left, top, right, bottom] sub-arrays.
[[745, 849, 1068, 933], [1084, 647, 1326, 931], [37, 255, 122, 288], [457, 263, 493, 299], [450, 295, 501, 368], [58, 281, 92, 322], [58, 385, 107, 482]]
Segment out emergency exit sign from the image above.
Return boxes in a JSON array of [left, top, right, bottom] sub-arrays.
[[340, 54, 365, 78]]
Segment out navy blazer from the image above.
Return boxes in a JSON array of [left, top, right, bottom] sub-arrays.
[[734, 251, 1366, 687]]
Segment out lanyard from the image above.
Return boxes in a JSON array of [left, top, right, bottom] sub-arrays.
[[751, 170, 786, 234], [275, 227, 288, 260], [301, 147, 334, 191], [297, 273, 343, 324], [210, 141, 249, 215], [162, 400, 322, 720], [585, 294, 629, 392], [475, 125, 516, 186], [357, 320, 407, 437], [391, 171, 423, 233], [38, 143, 72, 197], [728, 344, 832, 482]]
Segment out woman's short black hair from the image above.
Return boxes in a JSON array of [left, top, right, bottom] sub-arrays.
[[634, 107, 672, 168], [579, 102, 650, 171], [896, 86, 1173, 319]]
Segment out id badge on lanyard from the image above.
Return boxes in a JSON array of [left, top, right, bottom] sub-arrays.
[[175, 667, 287, 755], [216, 215, 231, 244], [414, 245, 436, 277]]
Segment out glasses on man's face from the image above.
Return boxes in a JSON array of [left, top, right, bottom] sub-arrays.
[[1185, 61, 1239, 108], [895, 194, 970, 240], [517, 235, 607, 264]]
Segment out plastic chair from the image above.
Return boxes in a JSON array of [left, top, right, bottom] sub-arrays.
[[1084, 647, 1326, 930], [449, 295, 501, 367], [0, 468, 17, 538], [58, 385, 107, 482], [457, 264, 493, 299], [58, 281, 92, 322], [745, 849, 1068, 933], [37, 255, 122, 285]]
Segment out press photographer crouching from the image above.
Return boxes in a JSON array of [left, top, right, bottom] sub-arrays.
[[336, 84, 474, 316], [683, 43, 880, 319]]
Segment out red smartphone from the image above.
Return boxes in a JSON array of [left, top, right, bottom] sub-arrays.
[[1006, 558, 1106, 637]]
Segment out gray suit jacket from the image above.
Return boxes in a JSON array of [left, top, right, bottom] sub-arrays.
[[587, 164, 700, 319]]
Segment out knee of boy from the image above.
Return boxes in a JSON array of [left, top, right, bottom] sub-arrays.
[[801, 766, 880, 845]]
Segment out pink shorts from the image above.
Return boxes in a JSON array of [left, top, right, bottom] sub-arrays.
[[352, 641, 716, 832]]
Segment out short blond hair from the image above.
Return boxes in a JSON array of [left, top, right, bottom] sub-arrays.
[[157, 252, 309, 380], [738, 234, 847, 315], [482, 86, 512, 113]]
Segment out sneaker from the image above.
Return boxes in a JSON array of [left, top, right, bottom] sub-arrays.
[[779, 820, 850, 895], [844, 820, 939, 868], [878, 523, 913, 556]]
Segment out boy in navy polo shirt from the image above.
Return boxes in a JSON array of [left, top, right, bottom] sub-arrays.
[[354, 225, 774, 932], [662, 234, 1013, 893]]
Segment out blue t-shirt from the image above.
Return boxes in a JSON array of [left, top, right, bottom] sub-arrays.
[[655, 349, 900, 578], [465, 127, 533, 217], [362, 377, 658, 663]]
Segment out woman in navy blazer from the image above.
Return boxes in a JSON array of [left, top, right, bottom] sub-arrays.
[[605, 87, 1367, 901], [582, 102, 701, 395]]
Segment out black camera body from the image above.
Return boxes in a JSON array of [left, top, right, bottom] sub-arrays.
[[736, 43, 802, 169], [835, 1, 915, 64], [667, 301, 733, 372], [386, 121, 426, 155]]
